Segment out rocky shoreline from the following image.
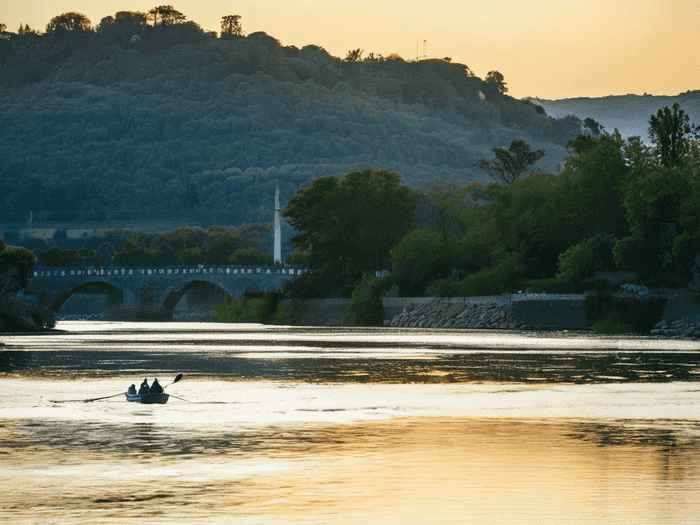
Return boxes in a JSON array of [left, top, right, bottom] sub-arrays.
[[387, 296, 700, 340], [650, 315, 700, 339], [388, 300, 530, 330]]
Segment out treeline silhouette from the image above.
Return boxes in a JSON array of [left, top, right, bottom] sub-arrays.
[[0, 7, 588, 226]]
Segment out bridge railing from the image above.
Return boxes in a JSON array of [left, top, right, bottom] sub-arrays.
[[31, 265, 308, 279]]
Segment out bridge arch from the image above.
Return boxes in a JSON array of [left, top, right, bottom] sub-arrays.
[[51, 280, 137, 314], [159, 278, 241, 318]]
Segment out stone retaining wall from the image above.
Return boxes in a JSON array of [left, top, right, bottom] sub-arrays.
[[387, 296, 589, 330]]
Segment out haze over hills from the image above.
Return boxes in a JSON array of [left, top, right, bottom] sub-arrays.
[[527, 91, 700, 143]]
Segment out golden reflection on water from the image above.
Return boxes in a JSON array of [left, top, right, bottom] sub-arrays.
[[3, 417, 700, 524]]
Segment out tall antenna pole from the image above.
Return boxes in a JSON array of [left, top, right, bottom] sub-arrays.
[[274, 187, 281, 264]]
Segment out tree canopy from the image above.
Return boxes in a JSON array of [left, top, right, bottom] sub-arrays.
[[220, 15, 243, 36], [484, 70, 508, 94], [148, 5, 186, 26], [476, 139, 545, 185], [282, 169, 420, 297], [46, 12, 92, 33], [0, 243, 36, 293], [649, 103, 696, 168]]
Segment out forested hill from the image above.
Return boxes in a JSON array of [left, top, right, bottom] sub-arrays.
[[0, 28, 585, 227], [528, 91, 700, 142]]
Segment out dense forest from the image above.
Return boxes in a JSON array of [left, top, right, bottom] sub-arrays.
[[0, 8, 589, 227]]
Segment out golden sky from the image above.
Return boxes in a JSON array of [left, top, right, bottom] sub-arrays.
[[2, 0, 698, 99]]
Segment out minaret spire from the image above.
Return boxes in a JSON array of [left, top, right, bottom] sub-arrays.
[[274, 187, 281, 264]]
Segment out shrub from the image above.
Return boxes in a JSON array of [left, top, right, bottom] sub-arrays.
[[343, 273, 394, 326], [557, 234, 617, 281], [432, 252, 524, 297], [584, 292, 667, 333], [229, 248, 273, 266], [178, 246, 203, 265], [213, 292, 281, 323]]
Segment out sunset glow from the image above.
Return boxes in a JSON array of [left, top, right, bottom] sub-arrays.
[[2, 0, 698, 99]]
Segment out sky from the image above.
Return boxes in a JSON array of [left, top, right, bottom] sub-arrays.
[[1, 0, 698, 99]]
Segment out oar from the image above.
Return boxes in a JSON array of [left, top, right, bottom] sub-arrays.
[[167, 394, 190, 402], [84, 392, 126, 403], [163, 374, 183, 389]]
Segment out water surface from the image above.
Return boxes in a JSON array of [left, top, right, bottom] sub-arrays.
[[2, 322, 700, 523]]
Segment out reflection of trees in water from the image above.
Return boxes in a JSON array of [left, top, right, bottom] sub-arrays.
[[564, 421, 700, 482], [8, 419, 325, 458], [0, 351, 33, 373]]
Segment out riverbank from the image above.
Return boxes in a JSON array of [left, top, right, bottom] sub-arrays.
[[280, 290, 700, 338]]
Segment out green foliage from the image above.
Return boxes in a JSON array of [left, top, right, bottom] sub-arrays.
[[614, 163, 692, 273], [478, 173, 573, 278], [228, 248, 273, 266], [476, 139, 545, 185], [584, 293, 667, 333], [649, 103, 695, 168], [343, 273, 394, 326], [283, 169, 420, 298], [591, 318, 633, 335], [203, 228, 241, 264], [432, 252, 524, 297], [557, 235, 616, 282], [178, 246, 203, 265], [0, 292, 55, 331], [113, 237, 163, 266], [413, 178, 473, 242], [560, 132, 629, 237], [213, 292, 280, 323], [37, 245, 78, 268], [390, 229, 451, 296], [0, 246, 37, 293], [524, 277, 615, 294], [286, 251, 309, 265]]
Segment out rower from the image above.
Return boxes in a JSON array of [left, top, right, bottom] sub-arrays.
[[138, 378, 150, 394], [127, 384, 137, 395], [150, 378, 163, 394]]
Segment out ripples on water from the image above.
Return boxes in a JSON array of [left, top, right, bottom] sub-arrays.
[[2, 322, 700, 523]]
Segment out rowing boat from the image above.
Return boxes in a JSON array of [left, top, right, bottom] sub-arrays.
[[125, 392, 170, 404]]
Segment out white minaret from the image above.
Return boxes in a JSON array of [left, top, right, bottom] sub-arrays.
[[274, 187, 281, 264]]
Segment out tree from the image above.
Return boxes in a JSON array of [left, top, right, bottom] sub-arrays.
[[228, 248, 273, 266], [46, 12, 91, 33], [282, 169, 421, 297], [148, 5, 186, 26], [414, 178, 472, 242], [476, 139, 545, 185], [649, 103, 695, 168], [390, 229, 451, 296], [560, 132, 629, 237], [17, 23, 38, 35], [345, 48, 363, 61], [220, 15, 243, 36], [0, 246, 36, 293], [0, 23, 7, 33], [584, 117, 603, 136], [484, 70, 508, 93]]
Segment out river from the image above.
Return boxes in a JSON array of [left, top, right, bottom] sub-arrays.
[[2, 322, 700, 524]]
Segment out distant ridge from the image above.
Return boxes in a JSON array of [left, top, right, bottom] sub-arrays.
[[525, 91, 700, 142]]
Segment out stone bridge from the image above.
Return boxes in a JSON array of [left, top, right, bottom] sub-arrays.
[[24, 265, 305, 319]]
